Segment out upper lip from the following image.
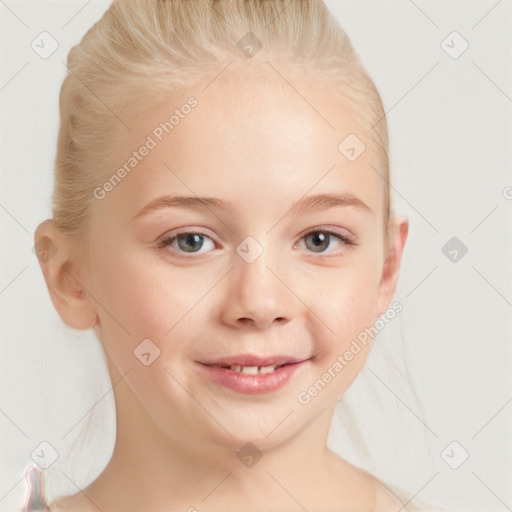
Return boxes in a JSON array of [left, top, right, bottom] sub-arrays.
[[199, 354, 311, 367]]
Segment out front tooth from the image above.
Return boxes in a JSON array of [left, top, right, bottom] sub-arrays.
[[259, 365, 277, 374], [230, 365, 242, 372], [240, 366, 259, 375]]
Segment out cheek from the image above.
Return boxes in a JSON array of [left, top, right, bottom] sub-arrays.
[[317, 256, 382, 335], [310, 288, 377, 398], [88, 246, 204, 362], [306, 252, 382, 385]]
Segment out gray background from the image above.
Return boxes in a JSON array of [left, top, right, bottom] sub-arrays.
[[1, 0, 511, 510]]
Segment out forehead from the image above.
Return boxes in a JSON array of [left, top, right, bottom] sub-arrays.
[[105, 64, 383, 224]]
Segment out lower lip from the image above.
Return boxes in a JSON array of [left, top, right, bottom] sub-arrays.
[[197, 361, 308, 395]]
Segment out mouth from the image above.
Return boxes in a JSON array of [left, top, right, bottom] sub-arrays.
[[196, 356, 313, 395], [198, 354, 309, 373], [196, 354, 313, 394], [201, 362, 291, 375]]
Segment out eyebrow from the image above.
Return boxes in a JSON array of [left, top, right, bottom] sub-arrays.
[[132, 192, 373, 220], [289, 192, 373, 216]]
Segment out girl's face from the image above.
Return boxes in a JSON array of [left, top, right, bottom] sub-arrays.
[[51, 68, 406, 452]]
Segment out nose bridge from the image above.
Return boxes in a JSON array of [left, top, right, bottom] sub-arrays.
[[222, 234, 294, 328]]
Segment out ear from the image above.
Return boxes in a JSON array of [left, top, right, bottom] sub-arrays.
[[376, 215, 409, 316], [34, 219, 98, 330]]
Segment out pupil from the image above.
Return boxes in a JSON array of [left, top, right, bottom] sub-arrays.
[[307, 232, 329, 252], [178, 233, 203, 252]]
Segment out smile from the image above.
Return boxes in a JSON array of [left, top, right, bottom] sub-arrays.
[[196, 355, 312, 394], [205, 363, 286, 374]]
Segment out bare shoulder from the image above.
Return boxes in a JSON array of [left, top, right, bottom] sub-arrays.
[[373, 481, 449, 512], [374, 483, 409, 511]]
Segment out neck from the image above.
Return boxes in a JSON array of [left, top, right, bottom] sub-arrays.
[[79, 357, 358, 512]]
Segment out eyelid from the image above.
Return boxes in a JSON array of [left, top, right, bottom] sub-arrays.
[[297, 225, 356, 244], [157, 227, 218, 248]]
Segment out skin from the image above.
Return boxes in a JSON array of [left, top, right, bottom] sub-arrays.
[[35, 62, 408, 512]]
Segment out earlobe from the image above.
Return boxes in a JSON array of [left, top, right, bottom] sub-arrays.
[[34, 219, 98, 330], [376, 216, 409, 316]]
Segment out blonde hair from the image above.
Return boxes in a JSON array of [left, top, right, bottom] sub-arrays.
[[53, 0, 390, 244]]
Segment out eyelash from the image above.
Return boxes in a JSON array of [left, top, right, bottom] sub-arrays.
[[157, 228, 356, 257]]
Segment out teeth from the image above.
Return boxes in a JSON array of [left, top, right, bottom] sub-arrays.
[[259, 365, 277, 374], [241, 366, 259, 375], [208, 363, 283, 373], [226, 364, 279, 374]]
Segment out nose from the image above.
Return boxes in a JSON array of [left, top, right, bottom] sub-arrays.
[[219, 243, 297, 330]]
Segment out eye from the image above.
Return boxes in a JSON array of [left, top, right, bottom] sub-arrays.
[[157, 230, 216, 255], [157, 227, 355, 257], [295, 229, 355, 255]]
